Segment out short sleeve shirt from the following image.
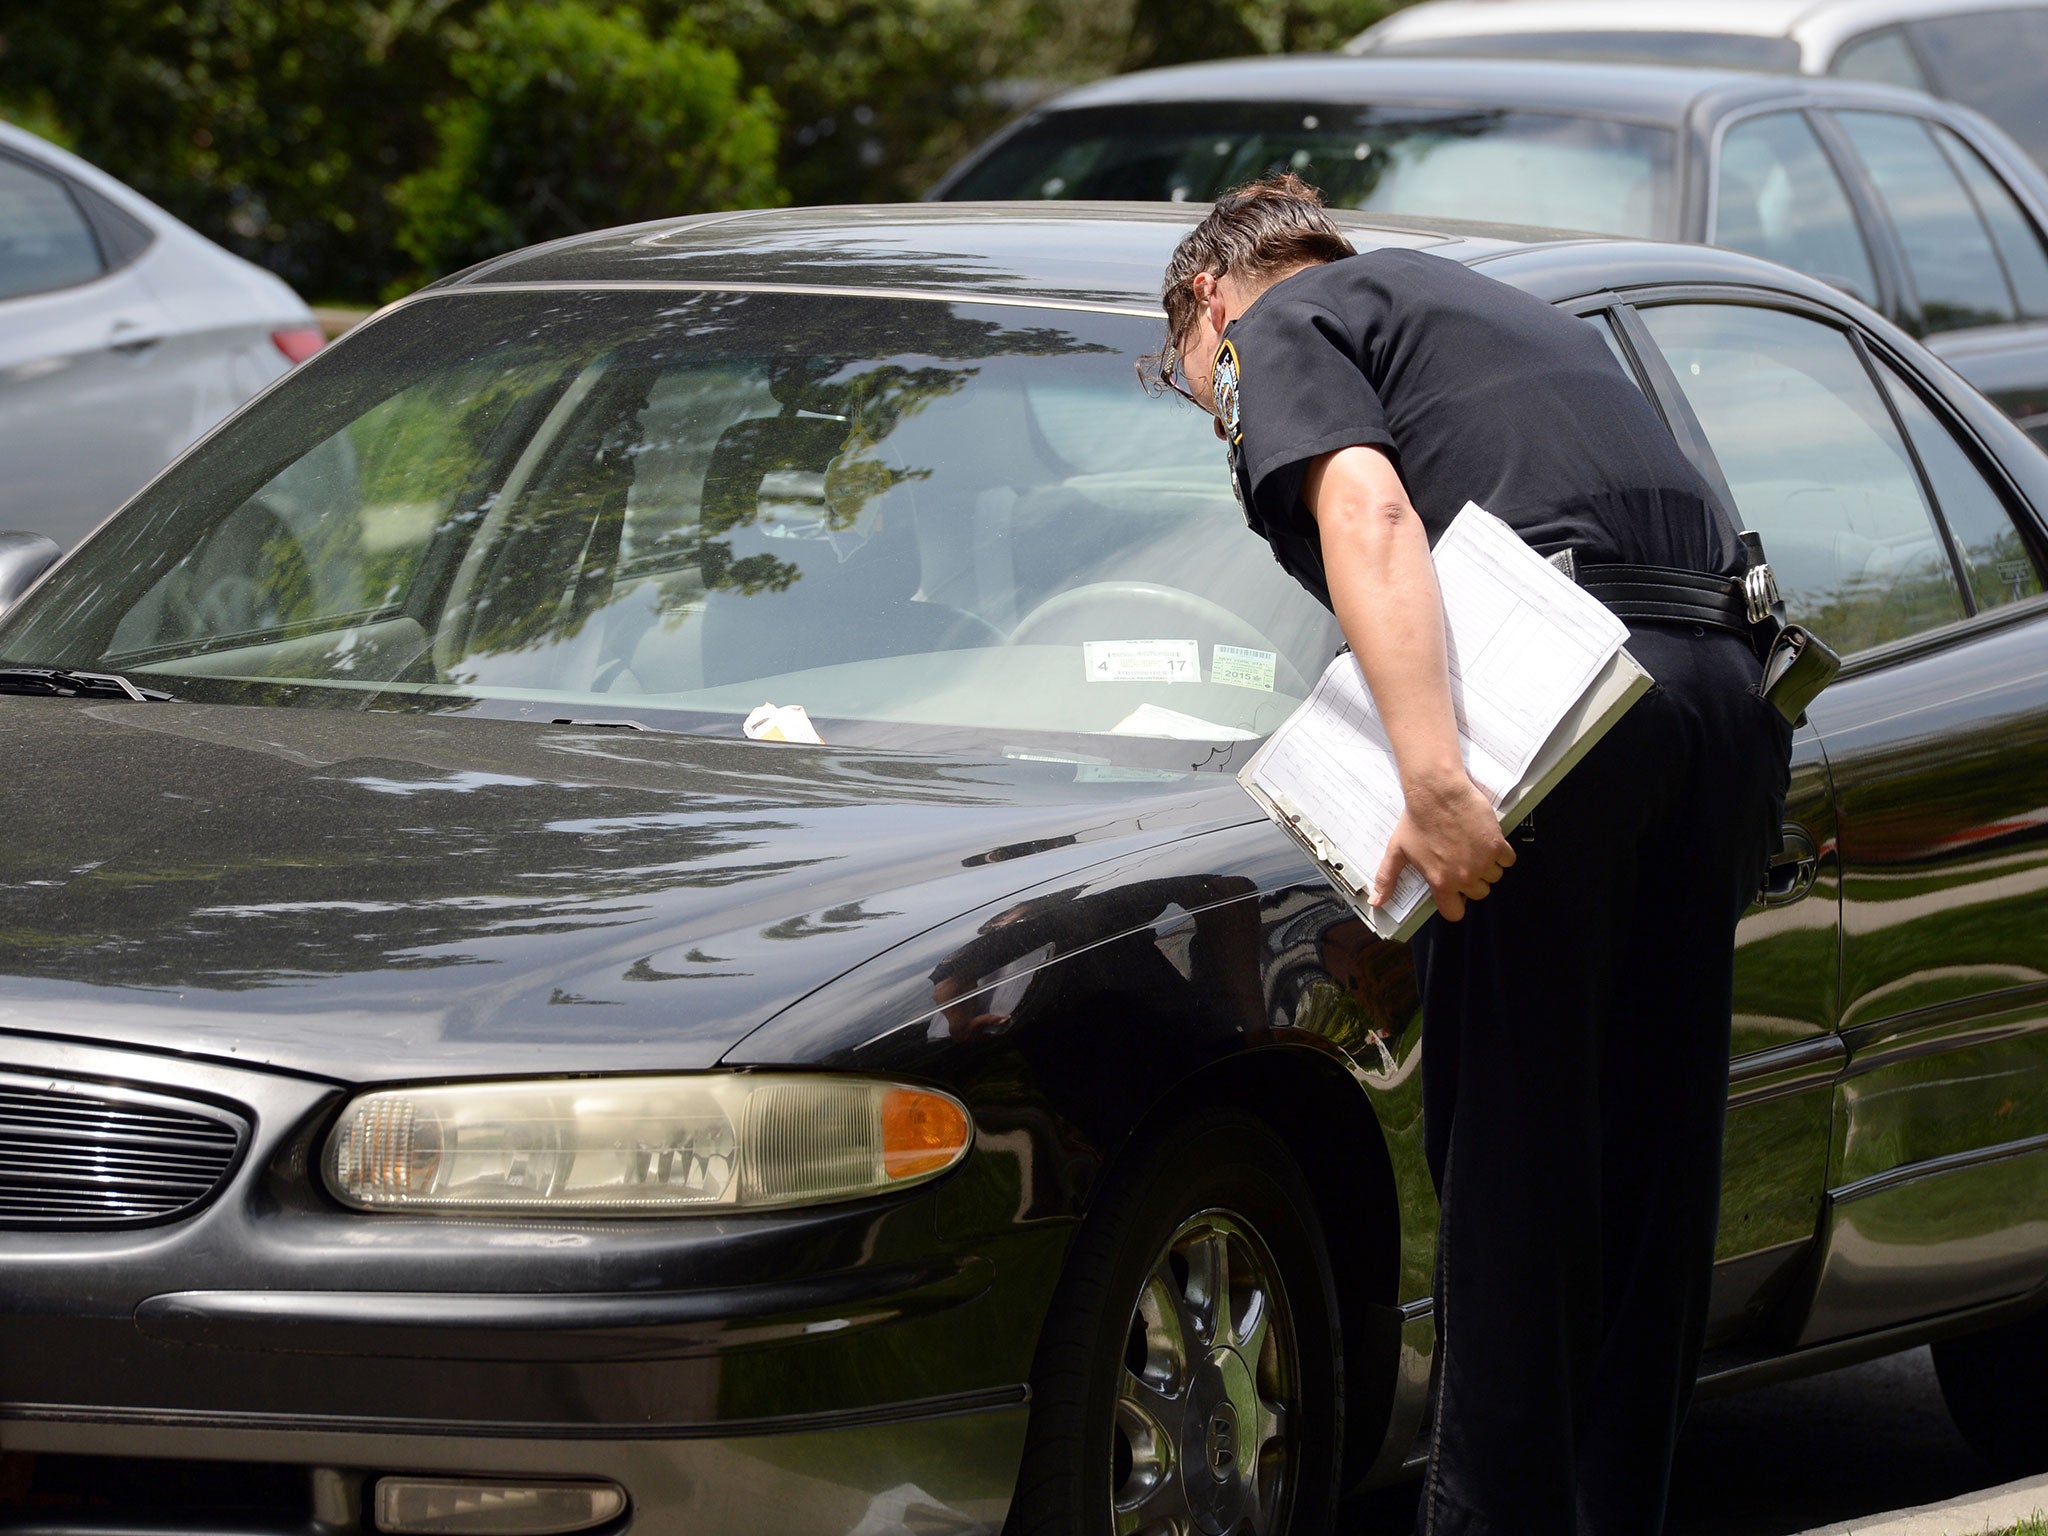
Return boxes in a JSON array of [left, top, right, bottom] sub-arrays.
[[1220, 248, 1742, 609]]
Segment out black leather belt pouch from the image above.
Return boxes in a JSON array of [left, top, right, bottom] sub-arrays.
[[1759, 623, 1841, 726]]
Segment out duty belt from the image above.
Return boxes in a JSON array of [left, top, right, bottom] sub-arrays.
[[1569, 561, 1780, 636]]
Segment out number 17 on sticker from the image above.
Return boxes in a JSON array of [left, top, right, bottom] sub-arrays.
[[1082, 640, 1202, 684]]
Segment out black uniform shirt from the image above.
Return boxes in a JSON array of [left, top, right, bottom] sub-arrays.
[[1219, 247, 1742, 610]]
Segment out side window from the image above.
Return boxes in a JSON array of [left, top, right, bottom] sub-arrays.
[[1828, 27, 1930, 90], [1638, 303, 1966, 651], [1714, 112, 1878, 306], [1934, 124, 2048, 319], [1908, 10, 2048, 169], [1834, 110, 2016, 331], [0, 155, 104, 301], [1877, 359, 2046, 613], [1582, 311, 1644, 390]]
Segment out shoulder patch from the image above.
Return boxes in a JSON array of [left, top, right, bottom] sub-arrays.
[[1213, 338, 1243, 445]]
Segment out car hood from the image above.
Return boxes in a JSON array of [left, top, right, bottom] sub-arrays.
[[0, 699, 1257, 1082]]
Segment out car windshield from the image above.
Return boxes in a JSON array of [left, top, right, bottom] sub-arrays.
[[943, 102, 1678, 239], [0, 287, 1340, 771]]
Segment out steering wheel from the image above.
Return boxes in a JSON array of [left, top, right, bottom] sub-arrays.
[[163, 503, 316, 640], [1006, 580, 1308, 694]]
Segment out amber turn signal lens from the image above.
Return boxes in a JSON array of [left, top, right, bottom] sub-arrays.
[[882, 1088, 971, 1180]]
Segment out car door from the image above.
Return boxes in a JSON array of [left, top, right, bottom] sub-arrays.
[[1823, 107, 2048, 451], [1579, 304, 1844, 1348], [0, 147, 192, 547], [1632, 292, 2048, 1344]]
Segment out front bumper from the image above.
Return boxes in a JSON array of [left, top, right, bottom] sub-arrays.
[[2, 1393, 1028, 1534], [0, 1032, 1058, 1533]]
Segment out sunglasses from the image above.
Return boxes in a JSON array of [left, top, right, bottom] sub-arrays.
[[1159, 338, 1204, 409]]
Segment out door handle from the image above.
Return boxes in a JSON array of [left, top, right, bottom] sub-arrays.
[[107, 319, 163, 355], [1758, 825, 1819, 907]]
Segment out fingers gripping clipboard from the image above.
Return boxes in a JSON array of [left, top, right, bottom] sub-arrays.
[[1238, 505, 1654, 941]]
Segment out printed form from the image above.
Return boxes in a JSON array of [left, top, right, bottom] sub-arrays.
[[1241, 503, 1629, 932]]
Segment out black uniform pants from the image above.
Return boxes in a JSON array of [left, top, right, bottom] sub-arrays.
[[1409, 623, 1793, 1536]]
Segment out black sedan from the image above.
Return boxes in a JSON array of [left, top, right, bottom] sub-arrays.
[[0, 204, 2046, 1536], [934, 56, 2048, 450]]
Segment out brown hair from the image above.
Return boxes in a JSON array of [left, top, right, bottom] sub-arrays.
[[1140, 172, 1356, 397]]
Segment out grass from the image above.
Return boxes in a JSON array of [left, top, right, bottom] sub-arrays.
[[1990, 1514, 2048, 1535]]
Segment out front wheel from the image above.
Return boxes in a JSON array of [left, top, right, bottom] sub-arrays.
[[1006, 1111, 1343, 1536]]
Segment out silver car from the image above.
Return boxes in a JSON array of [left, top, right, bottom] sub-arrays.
[[1350, 0, 2048, 173], [0, 120, 321, 550]]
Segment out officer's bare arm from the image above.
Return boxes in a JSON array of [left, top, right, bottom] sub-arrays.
[[1303, 445, 1515, 920]]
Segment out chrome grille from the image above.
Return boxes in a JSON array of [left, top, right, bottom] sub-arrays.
[[0, 1074, 245, 1227]]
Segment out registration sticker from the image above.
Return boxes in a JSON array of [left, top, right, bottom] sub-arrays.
[[1083, 639, 1201, 684], [1211, 645, 1277, 692]]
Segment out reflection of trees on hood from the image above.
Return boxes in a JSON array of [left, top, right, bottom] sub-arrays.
[[0, 706, 1046, 993]]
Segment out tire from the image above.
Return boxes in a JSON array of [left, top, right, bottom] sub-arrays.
[[1006, 1109, 1344, 1536], [1934, 1309, 2048, 1477]]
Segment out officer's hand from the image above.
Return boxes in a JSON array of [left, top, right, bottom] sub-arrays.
[[1370, 772, 1516, 923]]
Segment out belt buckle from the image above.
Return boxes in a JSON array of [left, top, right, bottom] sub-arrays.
[[1744, 563, 1782, 625]]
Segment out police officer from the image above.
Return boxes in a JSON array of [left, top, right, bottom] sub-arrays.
[[1149, 175, 1794, 1535]]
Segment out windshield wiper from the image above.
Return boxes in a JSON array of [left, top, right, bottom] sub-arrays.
[[0, 667, 173, 701]]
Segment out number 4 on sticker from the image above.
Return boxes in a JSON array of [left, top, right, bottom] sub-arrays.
[[1081, 640, 1202, 684]]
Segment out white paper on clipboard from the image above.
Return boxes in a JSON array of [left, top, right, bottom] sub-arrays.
[[1238, 503, 1650, 940]]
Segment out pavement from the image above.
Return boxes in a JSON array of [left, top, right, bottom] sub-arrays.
[[1789, 1475, 2048, 1534], [1343, 1346, 2025, 1536]]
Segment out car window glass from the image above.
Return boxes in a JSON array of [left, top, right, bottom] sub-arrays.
[[1877, 358, 2046, 614], [1908, 10, 2048, 169], [0, 156, 104, 301], [940, 104, 1676, 238], [1828, 28, 1929, 90], [1836, 110, 2017, 330], [10, 290, 1342, 767], [110, 356, 562, 653], [1582, 312, 1642, 388], [1639, 303, 1965, 650], [1933, 124, 2048, 319], [1714, 112, 1878, 306]]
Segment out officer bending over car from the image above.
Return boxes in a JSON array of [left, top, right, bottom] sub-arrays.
[[1146, 174, 1795, 1536]]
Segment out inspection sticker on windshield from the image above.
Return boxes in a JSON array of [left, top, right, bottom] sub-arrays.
[[1211, 645, 1277, 692], [1083, 640, 1200, 684]]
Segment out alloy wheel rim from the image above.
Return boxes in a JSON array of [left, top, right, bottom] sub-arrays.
[[1110, 1207, 1298, 1536]]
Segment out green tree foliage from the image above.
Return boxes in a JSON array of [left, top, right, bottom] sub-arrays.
[[0, 0, 1419, 301], [391, 2, 780, 281], [1123, 0, 1414, 67], [0, 0, 457, 297]]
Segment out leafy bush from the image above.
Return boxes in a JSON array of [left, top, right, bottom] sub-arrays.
[[391, 2, 781, 284], [0, 0, 1419, 301]]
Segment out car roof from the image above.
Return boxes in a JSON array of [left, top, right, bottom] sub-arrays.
[[432, 201, 1864, 319], [1024, 53, 1946, 127], [1349, 0, 2047, 64]]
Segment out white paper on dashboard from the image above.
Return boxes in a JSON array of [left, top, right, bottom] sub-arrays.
[[1239, 502, 1630, 933]]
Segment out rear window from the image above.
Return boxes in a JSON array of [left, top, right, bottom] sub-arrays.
[[1362, 30, 1802, 71], [943, 103, 1677, 239]]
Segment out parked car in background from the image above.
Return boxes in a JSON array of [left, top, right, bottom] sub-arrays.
[[1348, 0, 2048, 174], [0, 119, 323, 550], [1, 201, 2046, 1533], [934, 57, 2048, 447]]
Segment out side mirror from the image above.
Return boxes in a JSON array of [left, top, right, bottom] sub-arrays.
[[0, 532, 61, 619]]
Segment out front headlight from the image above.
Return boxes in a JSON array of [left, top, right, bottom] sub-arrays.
[[323, 1074, 971, 1214]]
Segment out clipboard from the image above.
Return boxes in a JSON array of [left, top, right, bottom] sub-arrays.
[[1240, 645, 1652, 941]]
